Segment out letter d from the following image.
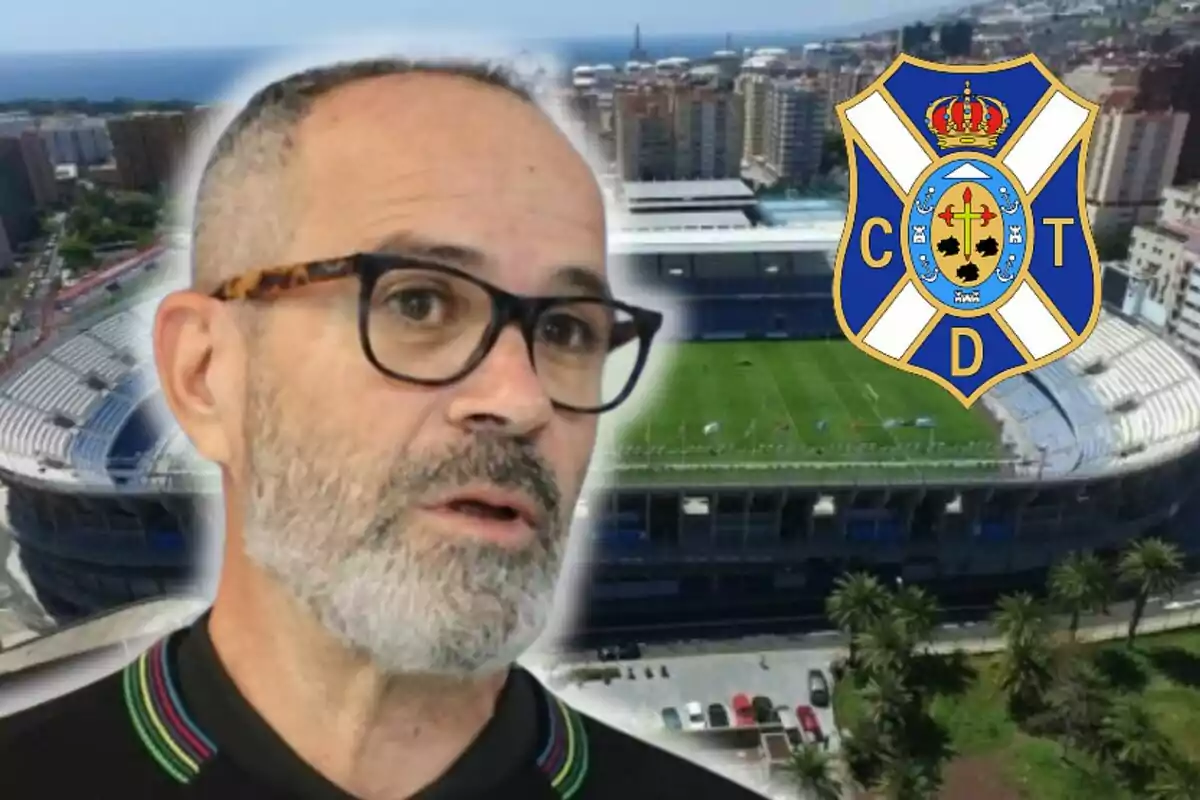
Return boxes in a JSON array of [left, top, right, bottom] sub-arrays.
[[951, 328, 983, 377]]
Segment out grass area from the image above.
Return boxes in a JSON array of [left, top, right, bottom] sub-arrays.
[[609, 340, 1007, 486], [834, 628, 1200, 799]]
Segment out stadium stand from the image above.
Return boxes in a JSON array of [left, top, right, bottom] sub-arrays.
[[2, 228, 1200, 632]]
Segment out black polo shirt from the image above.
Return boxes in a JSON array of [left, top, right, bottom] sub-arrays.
[[0, 615, 764, 799]]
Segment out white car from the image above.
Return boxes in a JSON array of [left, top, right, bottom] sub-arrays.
[[775, 706, 798, 730], [684, 701, 706, 730]]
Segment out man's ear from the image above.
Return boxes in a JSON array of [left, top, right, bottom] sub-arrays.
[[153, 290, 240, 466]]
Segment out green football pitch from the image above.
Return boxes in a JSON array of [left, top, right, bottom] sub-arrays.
[[608, 340, 1012, 486]]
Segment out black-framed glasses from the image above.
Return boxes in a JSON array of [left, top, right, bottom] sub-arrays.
[[210, 252, 664, 413]]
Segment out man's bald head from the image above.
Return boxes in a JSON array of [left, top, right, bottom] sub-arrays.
[[190, 58, 538, 294]]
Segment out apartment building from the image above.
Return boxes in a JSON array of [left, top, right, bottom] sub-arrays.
[[1084, 90, 1188, 235], [107, 109, 209, 192], [759, 78, 826, 186], [615, 83, 743, 181]]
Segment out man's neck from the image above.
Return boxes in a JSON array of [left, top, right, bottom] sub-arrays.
[[207, 559, 507, 800]]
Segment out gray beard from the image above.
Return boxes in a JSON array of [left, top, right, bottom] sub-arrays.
[[239, 381, 568, 678]]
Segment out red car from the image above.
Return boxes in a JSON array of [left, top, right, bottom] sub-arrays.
[[796, 705, 823, 742], [731, 693, 755, 726]]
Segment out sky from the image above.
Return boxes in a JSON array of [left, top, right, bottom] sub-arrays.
[[2, 0, 966, 53]]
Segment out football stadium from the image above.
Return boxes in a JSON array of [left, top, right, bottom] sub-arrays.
[[2, 185, 1200, 642]]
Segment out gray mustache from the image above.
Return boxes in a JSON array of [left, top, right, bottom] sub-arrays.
[[391, 436, 562, 525]]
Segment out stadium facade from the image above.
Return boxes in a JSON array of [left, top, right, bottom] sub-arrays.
[[3, 221, 1200, 640]]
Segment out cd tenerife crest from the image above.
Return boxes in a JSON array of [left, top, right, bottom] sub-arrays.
[[833, 54, 1101, 407]]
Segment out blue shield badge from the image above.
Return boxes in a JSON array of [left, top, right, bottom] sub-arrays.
[[833, 54, 1101, 407]]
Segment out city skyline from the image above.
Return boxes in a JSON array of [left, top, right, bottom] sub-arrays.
[[1, 0, 971, 54]]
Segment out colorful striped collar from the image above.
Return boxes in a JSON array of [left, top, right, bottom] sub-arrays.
[[536, 692, 590, 799], [123, 628, 589, 797], [122, 635, 217, 784]]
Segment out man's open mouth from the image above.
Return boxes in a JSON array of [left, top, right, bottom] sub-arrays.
[[428, 486, 541, 528], [445, 498, 521, 522]]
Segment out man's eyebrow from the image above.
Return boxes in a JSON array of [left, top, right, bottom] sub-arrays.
[[554, 265, 612, 300]]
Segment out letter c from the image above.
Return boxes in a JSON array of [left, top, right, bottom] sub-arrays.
[[860, 217, 893, 268]]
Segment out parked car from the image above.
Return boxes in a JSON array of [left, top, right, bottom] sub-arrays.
[[597, 642, 642, 662], [808, 669, 831, 708], [617, 643, 642, 659], [796, 705, 824, 744], [751, 695, 779, 724], [775, 706, 798, 730], [684, 701, 706, 730], [706, 703, 731, 728], [661, 707, 682, 731], [731, 693, 756, 726]]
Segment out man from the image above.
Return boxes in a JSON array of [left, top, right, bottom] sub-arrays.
[[0, 56, 767, 799]]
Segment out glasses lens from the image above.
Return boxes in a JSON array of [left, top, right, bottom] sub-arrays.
[[366, 270, 646, 410], [366, 267, 492, 381], [533, 300, 641, 410]]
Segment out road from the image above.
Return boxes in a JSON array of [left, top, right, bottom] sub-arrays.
[[4, 215, 64, 356]]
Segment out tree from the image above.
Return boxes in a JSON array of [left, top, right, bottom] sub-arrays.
[[58, 236, 94, 270], [1049, 551, 1112, 640], [890, 584, 938, 646], [1094, 226, 1132, 261], [827, 571, 890, 668], [780, 744, 842, 800], [1148, 753, 1200, 800], [1099, 696, 1170, 791], [1036, 658, 1112, 758], [1118, 538, 1184, 647], [862, 667, 916, 739], [818, 130, 848, 175], [856, 615, 915, 681], [993, 594, 1054, 718], [875, 754, 941, 800], [992, 592, 1049, 648], [996, 637, 1054, 720], [842, 719, 886, 791]]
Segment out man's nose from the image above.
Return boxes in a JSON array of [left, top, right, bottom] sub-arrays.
[[444, 326, 554, 436]]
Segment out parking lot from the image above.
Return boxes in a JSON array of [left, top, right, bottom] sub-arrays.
[[528, 646, 838, 741], [524, 647, 840, 796]]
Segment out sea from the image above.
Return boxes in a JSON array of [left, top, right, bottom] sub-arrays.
[[0, 33, 818, 103]]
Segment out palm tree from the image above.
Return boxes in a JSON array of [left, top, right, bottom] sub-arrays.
[[862, 667, 916, 738], [780, 744, 842, 800], [875, 754, 941, 799], [1148, 753, 1200, 800], [856, 615, 915, 682], [992, 592, 1049, 648], [1118, 538, 1184, 647], [842, 719, 887, 791], [995, 637, 1054, 719], [1049, 551, 1112, 640], [890, 585, 939, 645], [1099, 696, 1170, 790], [827, 572, 890, 667], [1042, 659, 1112, 757]]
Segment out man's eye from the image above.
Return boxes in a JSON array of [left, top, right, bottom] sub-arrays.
[[386, 288, 449, 323]]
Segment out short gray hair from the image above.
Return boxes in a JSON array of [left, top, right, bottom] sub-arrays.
[[191, 58, 538, 292]]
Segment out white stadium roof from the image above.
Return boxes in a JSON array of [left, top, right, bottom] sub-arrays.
[[163, 223, 847, 255], [620, 179, 755, 202], [615, 210, 751, 231], [609, 222, 844, 254]]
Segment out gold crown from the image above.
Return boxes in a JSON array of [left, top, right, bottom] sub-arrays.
[[925, 80, 1010, 150]]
